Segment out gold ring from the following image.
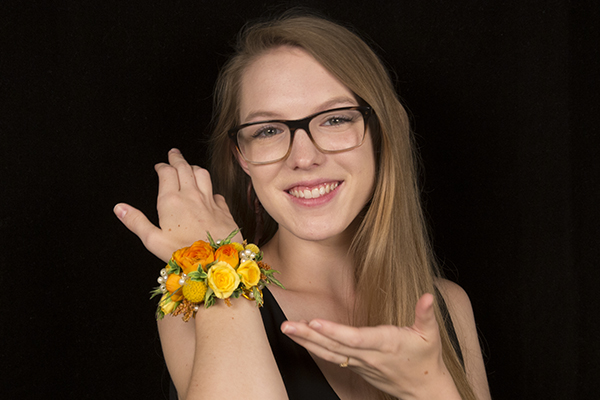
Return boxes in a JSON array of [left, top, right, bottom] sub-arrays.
[[339, 356, 350, 368]]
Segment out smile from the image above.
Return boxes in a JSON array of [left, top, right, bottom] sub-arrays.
[[288, 182, 340, 199]]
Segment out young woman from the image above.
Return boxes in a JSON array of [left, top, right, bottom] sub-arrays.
[[114, 13, 490, 400]]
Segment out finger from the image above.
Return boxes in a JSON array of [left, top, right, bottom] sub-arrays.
[[192, 165, 215, 199], [412, 293, 437, 337], [300, 319, 393, 352], [283, 320, 376, 359], [114, 203, 159, 241], [213, 194, 232, 213], [114, 203, 176, 262], [155, 162, 182, 194], [288, 332, 357, 367], [282, 322, 356, 365], [167, 148, 198, 190]]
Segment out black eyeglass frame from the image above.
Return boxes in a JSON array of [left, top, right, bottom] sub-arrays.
[[228, 106, 374, 165]]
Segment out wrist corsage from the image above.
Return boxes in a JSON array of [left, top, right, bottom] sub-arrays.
[[151, 230, 283, 321]]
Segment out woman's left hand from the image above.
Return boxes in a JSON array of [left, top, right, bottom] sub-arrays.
[[281, 293, 460, 399]]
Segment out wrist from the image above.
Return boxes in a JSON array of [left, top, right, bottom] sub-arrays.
[[151, 229, 284, 321], [394, 363, 461, 400]]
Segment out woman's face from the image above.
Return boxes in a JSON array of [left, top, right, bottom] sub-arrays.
[[237, 46, 376, 243]]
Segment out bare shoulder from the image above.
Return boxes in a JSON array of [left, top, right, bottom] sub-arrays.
[[435, 278, 474, 318], [435, 278, 492, 400]]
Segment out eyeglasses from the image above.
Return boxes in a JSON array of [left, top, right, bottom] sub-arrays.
[[228, 106, 373, 165]]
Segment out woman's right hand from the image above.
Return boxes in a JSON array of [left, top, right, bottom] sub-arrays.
[[113, 148, 241, 262]]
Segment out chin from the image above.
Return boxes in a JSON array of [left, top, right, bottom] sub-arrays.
[[287, 220, 356, 243]]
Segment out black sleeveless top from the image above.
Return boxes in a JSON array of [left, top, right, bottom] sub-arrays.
[[169, 287, 464, 400]]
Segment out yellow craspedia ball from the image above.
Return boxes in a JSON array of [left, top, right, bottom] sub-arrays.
[[182, 280, 208, 303], [245, 243, 260, 254]]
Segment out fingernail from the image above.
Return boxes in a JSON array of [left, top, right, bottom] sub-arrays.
[[282, 325, 296, 335], [308, 321, 322, 330], [114, 204, 127, 219], [170, 148, 181, 154]]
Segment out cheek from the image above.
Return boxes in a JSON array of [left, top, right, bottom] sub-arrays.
[[247, 166, 279, 205]]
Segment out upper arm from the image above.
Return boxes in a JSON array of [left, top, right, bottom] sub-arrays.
[[436, 279, 491, 400]]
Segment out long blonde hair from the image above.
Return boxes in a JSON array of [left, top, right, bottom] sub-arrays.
[[209, 12, 476, 400]]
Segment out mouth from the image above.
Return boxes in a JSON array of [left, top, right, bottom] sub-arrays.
[[287, 181, 340, 199]]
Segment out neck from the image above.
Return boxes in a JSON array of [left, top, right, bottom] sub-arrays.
[[262, 226, 357, 296]]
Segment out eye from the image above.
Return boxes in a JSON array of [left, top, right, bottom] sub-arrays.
[[321, 114, 354, 127], [251, 125, 285, 139]]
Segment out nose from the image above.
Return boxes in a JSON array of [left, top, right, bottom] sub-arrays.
[[285, 128, 324, 169]]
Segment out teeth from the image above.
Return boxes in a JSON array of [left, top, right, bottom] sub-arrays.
[[288, 182, 339, 199]]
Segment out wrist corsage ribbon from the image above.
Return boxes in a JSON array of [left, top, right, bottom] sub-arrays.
[[151, 229, 283, 321]]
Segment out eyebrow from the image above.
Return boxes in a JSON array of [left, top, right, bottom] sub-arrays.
[[242, 96, 358, 123]]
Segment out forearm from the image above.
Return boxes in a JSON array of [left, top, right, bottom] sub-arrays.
[[160, 299, 288, 400]]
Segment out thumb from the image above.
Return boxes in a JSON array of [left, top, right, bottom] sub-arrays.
[[413, 293, 438, 336], [114, 203, 162, 251]]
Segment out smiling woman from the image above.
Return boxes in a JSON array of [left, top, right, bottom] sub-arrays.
[[114, 11, 490, 400], [234, 46, 376, 244]]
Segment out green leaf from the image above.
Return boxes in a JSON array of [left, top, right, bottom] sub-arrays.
[[206, 231, 217, 248], [223, 229, 240, 244], [267, 275, 285, 289], [150, 287, 164, 299], [188, 271, 202, 281], [204, 287, 214, 303], [167, 259, 181, 275], [207, 229, 240, 249], [204, 295, 215, 308], [253, 286, 264, 307], [260, 269, 281, 285]]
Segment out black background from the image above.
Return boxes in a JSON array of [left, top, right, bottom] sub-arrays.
[[2, 0, 598, 398]]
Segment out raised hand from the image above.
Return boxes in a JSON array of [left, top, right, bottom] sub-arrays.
[[280, 293, 460, 399], [114, 148, 241, 262]]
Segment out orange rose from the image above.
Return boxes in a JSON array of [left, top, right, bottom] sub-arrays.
[[165, 274, 184, 301], [215, 244, 239, 268], [172, 241, 215, 274]]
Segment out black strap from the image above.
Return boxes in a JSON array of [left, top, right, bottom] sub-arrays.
[[435, 287, 466, 370]]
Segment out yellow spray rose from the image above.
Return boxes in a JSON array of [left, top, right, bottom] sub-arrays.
[[159, 293, 178, 314], [207, 261, 240, 299], [237, 260, 261, 289], [231, 242, 244, 252], [215, 244, 239, 268]]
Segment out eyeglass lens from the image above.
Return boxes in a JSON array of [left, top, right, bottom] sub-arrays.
[[237, 108, 366, 163]]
